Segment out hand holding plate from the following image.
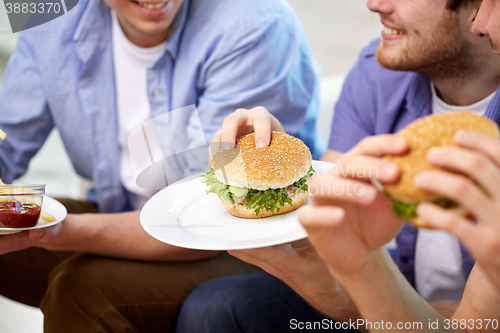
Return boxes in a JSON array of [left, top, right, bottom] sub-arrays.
[[228, 244, 356, 319]]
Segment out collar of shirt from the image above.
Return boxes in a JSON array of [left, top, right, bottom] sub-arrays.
[[406, 73, 432, 120], [486, 85, 500, 121], [386, 73, 500, 131]]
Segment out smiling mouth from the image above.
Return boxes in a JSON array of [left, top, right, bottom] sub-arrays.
[[383, 26, 404, 36], [132, 0, 169, 9]]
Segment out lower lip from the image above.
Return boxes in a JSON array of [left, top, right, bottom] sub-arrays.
[[132, 0, 170, 18], [381, 29, 405, 41]]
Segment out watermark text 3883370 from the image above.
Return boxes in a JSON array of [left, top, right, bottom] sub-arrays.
[[1, 0, 79, 33]]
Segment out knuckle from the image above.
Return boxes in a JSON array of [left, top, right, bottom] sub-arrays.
[[451, 177, 473, 197], [253, 113, 270, 122], [222, 113, 236, 124], [478, 236, 500, 257], [210, 130, 221, 142], [234, 108, 248, 114], [466, 154, 488, 172], [357, 137, 372, 150], [440, 212, 460, 230], [335, 155, 353, 170], [251, 106, 266, 113], [492, 145, 500, 163]]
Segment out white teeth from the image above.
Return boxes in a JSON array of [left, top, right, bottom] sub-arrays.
[[383, 26, 404, 36], [136, 1, 167, 9]]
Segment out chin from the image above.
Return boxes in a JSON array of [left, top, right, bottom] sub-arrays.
[[375, 40, 421, 72], [131, 20, 170, 34], [375, 44, 404, 70]]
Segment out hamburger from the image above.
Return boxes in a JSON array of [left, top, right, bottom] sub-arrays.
[[202, 131, 314, 218], [382, 111, 500, 228]]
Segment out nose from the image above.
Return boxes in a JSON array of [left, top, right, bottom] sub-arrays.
[[471, 0, 493, 38], [367, 0, 394, 14]]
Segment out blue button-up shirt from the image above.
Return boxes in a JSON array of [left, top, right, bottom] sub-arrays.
[[329, 38, 500, 286], [0, 0, 325, 213]]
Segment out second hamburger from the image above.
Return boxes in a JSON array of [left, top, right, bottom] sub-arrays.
[[382, 111, 500, 228]]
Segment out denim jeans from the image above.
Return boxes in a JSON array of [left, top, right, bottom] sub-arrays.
[[176, 271, 361, 333]]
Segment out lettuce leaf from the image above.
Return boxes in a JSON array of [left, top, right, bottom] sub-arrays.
[[391, 198, 457, 221], [245, 187, 292, 215], [200, 171, 234, 204], [292, 166, 315, 193], [201, 166, 315, 215]]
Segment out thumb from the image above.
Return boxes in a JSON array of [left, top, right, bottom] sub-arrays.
[[29, 223, 62, 243]]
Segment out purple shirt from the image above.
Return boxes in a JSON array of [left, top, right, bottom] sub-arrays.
[[329, 39, 500, 287]]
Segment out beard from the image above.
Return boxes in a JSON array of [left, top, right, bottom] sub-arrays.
[[375, 12, 477, 80]]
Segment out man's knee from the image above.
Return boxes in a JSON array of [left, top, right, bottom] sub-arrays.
[[177, 272, 283, 333], [41, 254, 115, 315], [177, 275, 257, 333]]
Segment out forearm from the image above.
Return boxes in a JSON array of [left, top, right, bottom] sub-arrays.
[[42, 211, 219, 261], [452, 265, 500, 333], [299, 280, 362, 324], [302, 269, 457, 325], [432, 303, 459, 319], [335, 249, 463, 332]]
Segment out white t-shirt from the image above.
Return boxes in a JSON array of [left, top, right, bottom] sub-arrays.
[[112, 11, 166, 210], [414, 83, 495, 302]]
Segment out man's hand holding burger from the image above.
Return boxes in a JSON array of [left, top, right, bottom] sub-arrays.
[[415, 130, 500, 290], [299, 112, 500, 327], [297, 134, 471, 330], [298, 134, 409, 278]]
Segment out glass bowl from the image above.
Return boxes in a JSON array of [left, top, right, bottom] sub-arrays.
[[0, 185, 45, 228]]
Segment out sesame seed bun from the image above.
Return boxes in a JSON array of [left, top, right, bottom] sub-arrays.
[[383, 111, 499, 203], [219, 189, 309, 219], [212, 131, 312, 191]]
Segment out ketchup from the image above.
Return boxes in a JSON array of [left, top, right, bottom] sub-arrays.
[[0, 200, 41, 228]]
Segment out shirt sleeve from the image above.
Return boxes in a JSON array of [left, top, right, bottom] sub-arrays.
[[328, 53, 376, 153], [195, 16, 322, 158], [0, 34, 54, 182]]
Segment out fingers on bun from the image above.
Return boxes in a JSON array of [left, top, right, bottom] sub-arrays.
[[202, 132, 314, 219], [382, 111, 500, 228]]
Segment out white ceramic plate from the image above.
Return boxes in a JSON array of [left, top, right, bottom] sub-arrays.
[[0, 196, 68, 235], [141, 160, 335, 250]]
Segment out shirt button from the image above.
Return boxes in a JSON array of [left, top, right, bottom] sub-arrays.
[[100, 42, 106, 49], [154, 88, 160, 99]]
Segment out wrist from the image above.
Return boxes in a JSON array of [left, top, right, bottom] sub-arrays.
[[39, 214, 91, 252], [331, 248, 390, 288]]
